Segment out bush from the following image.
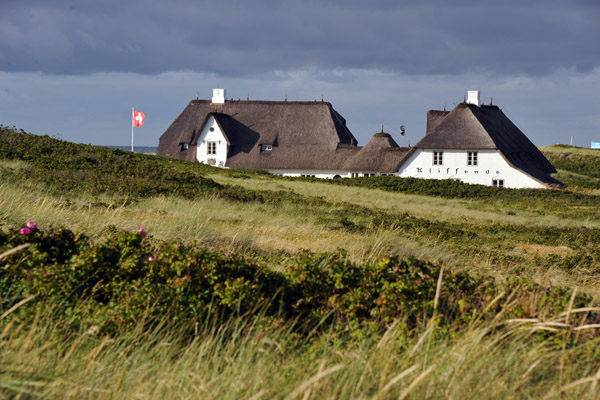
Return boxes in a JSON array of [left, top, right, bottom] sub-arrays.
[[1, 224, 593, 337]]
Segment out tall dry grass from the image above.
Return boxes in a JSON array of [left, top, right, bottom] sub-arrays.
[[2, 306, 600, 399], [0, 182, 426, 261], [207, 173, 600, 229]]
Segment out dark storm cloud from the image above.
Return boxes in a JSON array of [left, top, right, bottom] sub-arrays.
[[1, 0, 599, 76]]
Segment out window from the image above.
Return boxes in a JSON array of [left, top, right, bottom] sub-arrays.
[[467, 151, 478, 166], [351, 173, 360, 178], [492, 179, 504, 187], [261, 144, 273, 153], [433, 151, 443, 165], [180, 143, 189, 152], [207, 141, 216, 155]]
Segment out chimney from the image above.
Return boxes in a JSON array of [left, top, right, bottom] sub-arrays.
[[467, 90, 480, 106], [212, 88, 226, 104]]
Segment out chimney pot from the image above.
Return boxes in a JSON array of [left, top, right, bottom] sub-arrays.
[[212, 88, 226, 104], [467, 90, 480, 106]]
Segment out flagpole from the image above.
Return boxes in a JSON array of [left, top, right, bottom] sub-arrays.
[[131, 107, 134, 152]]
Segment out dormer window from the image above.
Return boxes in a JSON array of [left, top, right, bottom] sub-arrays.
[[261, 144, 273, 153], [180, 143, 189, 152]]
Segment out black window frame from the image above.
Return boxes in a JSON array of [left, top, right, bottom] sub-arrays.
[[207, 141, 217, 155], [467, 151, 478, 166]]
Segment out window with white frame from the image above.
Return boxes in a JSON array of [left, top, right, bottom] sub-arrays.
[[492, 179, 504, 187], [207, 141, 217, 155], [467, 151, 478, 166], [433, 151, 443, 165]]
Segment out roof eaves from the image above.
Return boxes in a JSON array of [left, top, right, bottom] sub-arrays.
[[496, 149, 563, 189]]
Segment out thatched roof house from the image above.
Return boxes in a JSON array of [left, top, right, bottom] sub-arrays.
[[157, 89, 411, 178], [398, 91, 563, 189], [158, 89, 561, 188]]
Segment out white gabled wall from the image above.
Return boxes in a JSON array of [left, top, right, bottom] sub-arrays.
[[196, 116, 229, 167], [397, 149, 546, 189]]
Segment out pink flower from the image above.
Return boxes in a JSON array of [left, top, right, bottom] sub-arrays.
[[26, 221, 38, 230], [20, 227, 31, 235], [137, 227, 147, 237], [148, 254, 158, 262]]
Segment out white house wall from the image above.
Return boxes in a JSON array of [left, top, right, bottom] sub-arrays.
[[397, 149, 546, 189], [267, 169, 351, 179], [196, 116, 228, 167]]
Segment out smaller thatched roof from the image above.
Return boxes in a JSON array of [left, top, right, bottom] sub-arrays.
[[343, 132, 414, 172]]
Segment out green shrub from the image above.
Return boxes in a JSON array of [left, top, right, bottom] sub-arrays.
[[1, 224, 594, 338]]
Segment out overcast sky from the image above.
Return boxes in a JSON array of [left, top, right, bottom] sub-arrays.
[[1, 0, 599, 147]]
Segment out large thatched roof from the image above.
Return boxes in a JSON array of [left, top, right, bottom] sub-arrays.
[[417, 102, 562, 187], [158, 98, 412, 172], [157, 99, 363, 170]]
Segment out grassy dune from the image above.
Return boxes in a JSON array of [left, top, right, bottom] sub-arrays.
[[2, 128, 600, 399], [541, 145, 600, 190], [2, 159, 599, 290]]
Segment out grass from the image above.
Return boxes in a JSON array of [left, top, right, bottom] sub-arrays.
[[208, 172, 600, 229], [3, 168, 600, 293], [3, 129, 600, 398], [3, 306, 600, 399], [540, 145, 600, 157]]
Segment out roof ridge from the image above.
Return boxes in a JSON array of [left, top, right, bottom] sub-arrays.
[[190, 99, 334, 106]]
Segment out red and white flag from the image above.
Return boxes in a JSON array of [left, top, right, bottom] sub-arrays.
[[133, 110, 145, 127]]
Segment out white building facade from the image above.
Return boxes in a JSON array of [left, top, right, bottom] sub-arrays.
[[398, 149, 547, 188]]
